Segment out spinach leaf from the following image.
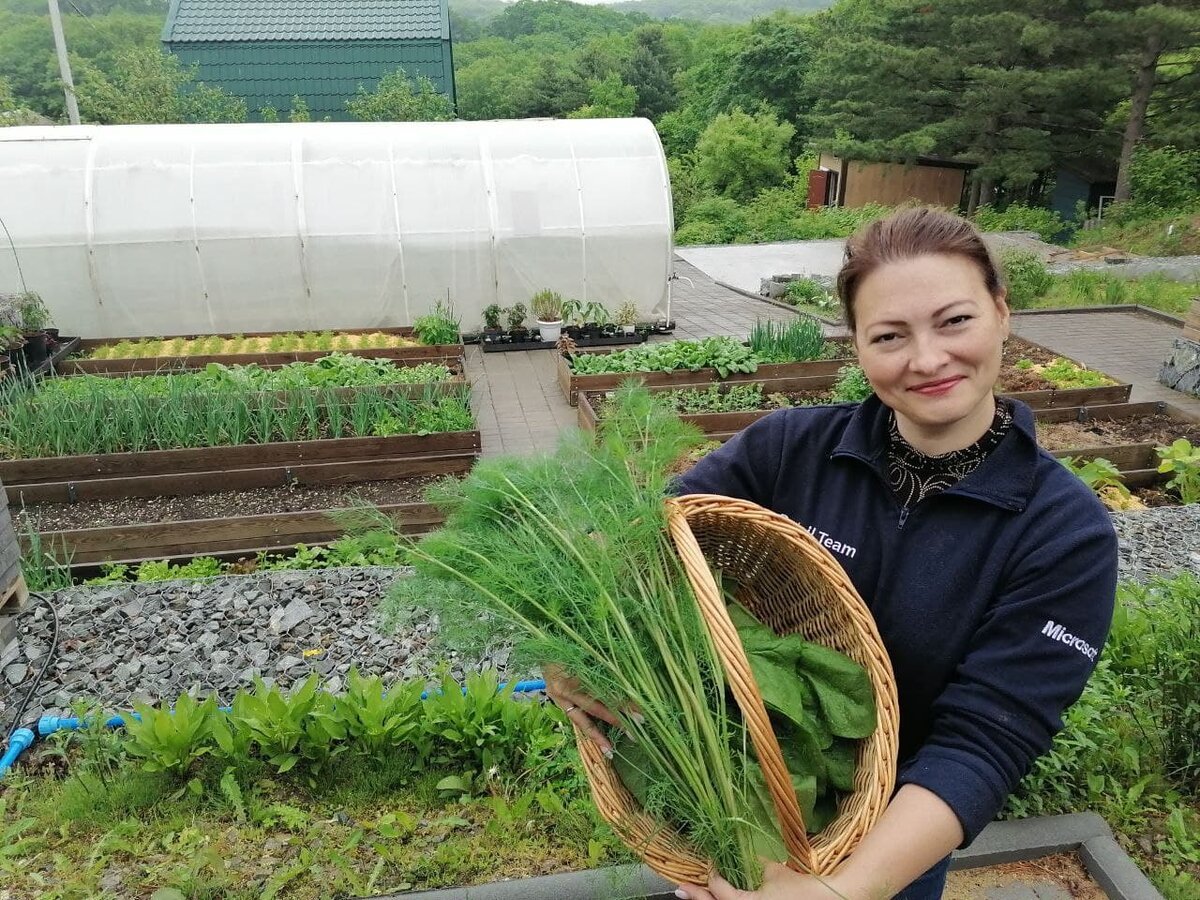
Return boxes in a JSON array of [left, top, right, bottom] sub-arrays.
[[796, 643, 877, 739]]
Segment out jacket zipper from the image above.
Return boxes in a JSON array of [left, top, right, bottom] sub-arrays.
[[898, 505, 911, 529]]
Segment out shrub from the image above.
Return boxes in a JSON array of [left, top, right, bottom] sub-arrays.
[[974, 204, 1069, 243], [678, 196, 749, 243], [674, 221, 725, 246], [1000, 248, 1052, 309], [694, 107, 795, 202], [1129, 146, 1200, 212]]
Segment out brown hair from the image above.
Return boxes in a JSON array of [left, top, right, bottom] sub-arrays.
[[835, 207, 1005, 332]]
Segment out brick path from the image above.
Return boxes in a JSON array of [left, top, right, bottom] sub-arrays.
[[1012, 309, 1200, 416], [467, 259, 1200, 456]]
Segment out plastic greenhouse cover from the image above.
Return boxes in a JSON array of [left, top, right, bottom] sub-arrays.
[[0, 119, 673, 338]]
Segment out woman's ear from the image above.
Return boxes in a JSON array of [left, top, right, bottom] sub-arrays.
[[993, 290, 1011, 339]]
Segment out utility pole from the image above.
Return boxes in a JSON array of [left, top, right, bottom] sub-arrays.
[[47, 0, 80, 125]]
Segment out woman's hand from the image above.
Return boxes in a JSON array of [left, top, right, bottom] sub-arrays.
[[677, 863, 859, 900], [543, 663, 621, 757]]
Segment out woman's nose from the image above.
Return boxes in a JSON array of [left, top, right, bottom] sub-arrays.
[[908, 334, 950, 373]]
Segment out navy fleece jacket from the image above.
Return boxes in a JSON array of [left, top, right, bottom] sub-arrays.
[[673, 395, 1118, 846]]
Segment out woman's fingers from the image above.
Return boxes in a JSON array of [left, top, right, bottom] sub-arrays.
[[676, 875, 748, 900]]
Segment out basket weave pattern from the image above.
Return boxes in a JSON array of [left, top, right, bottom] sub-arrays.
[[577, 494, 900, 884]]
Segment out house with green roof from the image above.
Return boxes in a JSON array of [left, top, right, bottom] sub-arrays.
[[162, 0, 455, 121]]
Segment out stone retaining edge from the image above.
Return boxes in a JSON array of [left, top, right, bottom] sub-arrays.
[[382, 812, 1162, 900]]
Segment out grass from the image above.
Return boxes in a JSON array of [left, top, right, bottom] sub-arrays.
[[87, 331, 424, 360], [1072, 205, 1200, 258], [1, 759, 627, 899], [1030, 271, 1198, 317]]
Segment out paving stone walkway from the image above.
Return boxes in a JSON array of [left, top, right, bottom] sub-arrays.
[[466, 256, 1199, 456]]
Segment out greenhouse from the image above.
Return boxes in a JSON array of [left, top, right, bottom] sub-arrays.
[[0, 118, 673, 337]]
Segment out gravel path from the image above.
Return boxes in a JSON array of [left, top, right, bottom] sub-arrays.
[[2, 505, 1197, 729]]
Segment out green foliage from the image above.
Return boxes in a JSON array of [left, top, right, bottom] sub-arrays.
[[1008, 573, 1200, 883], [568, 336, 759, 378], [124, 694, 217, 777], [221, 675, 347, 779], [1128, 146, 1200, 212], [1058, 456, 1130, 499], [288, 96, 311, 123], [676, 196, 749, 243], [530, 290, 564, 323], [1000, 249, 1053, 309], [76, 46, 246, 124], [1156, 439, 1200, 505], [412, 300, 461, 346], [338, 669, 426, 761], [1036, 357, 1113, 389], [973, 204, 1068, 243], [830, 365, 872, 403], [346, 69, 454, 122], [0, 357, 467, 458], [567, 72, 637, 119], [694, 107, 795, 202], [19, 524, 73, 593], [747, 316, 827, 363], [783, 278, 839, 316]]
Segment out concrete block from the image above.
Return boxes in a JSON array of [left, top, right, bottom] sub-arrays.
[[1081, 835, 1165, 900], [951, 813, 1110, 869]]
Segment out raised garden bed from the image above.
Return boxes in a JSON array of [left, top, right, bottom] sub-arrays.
[[557, 344, 855, 407], [1, 431, 480, 505], [557, 336, 1129, 408], [14, 476, 450, 569], [65, 327, 463, 375], [579, 393, 1194, 491]]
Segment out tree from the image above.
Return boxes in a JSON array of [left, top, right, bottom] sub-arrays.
[[694, 106, 795, 201], [567, 73, 637, 119], [621, 25, 677, 119], [346, 69, 454, 122], [716, 12, 818, 155], [806, 0, 1123, 210], [76, 46, 245, 124], [1093, 2, 1200, 200]]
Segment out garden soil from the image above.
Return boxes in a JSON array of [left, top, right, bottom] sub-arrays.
[[1038, 414, 1200, 451], [12, 476, 443, 532], [944, 852, 1107, 899]]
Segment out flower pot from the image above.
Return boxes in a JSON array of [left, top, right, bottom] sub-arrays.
[[564, 324, 582, 340], [483, 327, 504, 344], [44, 327, 60, 348], [510, 327, 529, 342], [537, 319, 563, 344], [19, 331, 49, 369], [621, 324, 636, 335]]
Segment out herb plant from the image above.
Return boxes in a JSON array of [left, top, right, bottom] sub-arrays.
[[569, 337, 759, 379], [748, 316, 827, 363], [386, 385, 876, 888], [530, 290, 564, 323], [412, 300, 461, 346], [124, 694, 218, 777], [830, 365, 873, 403], [1156, 439, 1200, 504]]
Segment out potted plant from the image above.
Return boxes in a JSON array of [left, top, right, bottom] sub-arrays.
[[615, 301, 639, 336], [482, 303, 504, 343], [17, 292, 53, 369], [506, 303, 528, 341], [581, 301, 611, 339], [531, 290, 565, 344], [0, 324, 23, 376], [559, 298, 583, 340]]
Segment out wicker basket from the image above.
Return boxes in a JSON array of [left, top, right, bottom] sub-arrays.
[[575, 494, 900, 884]]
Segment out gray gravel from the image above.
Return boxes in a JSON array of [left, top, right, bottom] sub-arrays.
[[0, 566, 522, 729], [1048, 255, 1200, 282], [1110, 505, 1200, 583], [1, 505, 1197, 728]]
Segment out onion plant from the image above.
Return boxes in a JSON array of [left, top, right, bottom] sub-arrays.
[[388, 385, 771, 887], [0, 372, 473, 457]]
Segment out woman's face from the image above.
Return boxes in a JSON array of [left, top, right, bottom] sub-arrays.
[[852, 252, 1010, 453]]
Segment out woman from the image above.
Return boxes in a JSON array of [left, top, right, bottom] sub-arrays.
[[547, 208, 1117, 900]]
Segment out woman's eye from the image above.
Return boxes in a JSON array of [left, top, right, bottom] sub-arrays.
[[871, 333, 898, 344], [944, 315, 972, 326]]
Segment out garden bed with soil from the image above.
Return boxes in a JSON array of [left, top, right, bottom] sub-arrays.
[[66, 327, 464, 374], [1, 431, 480, 505], [561, 336, 1129, 409]]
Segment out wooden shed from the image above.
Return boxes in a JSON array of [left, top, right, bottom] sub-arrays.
[[162, 0, 455, 122], [809, 153, 972, 210]]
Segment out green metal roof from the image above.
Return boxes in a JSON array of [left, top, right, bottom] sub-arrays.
[[163, 0, 449, 43]]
